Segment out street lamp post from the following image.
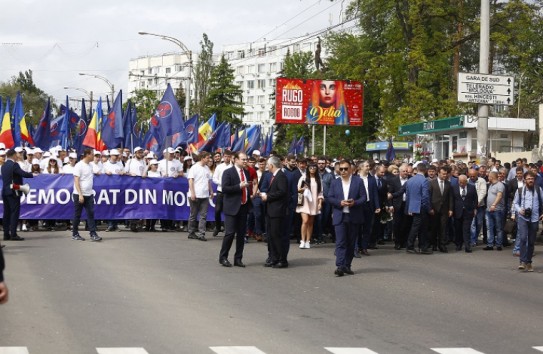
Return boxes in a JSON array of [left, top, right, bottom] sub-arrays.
[[78, 73, 115, 103], [64, 86, 93, 109], [138, 31, 193, 117]]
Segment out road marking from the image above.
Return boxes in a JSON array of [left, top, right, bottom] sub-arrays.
[[533, 347, 543, 352], [210, 347, 267, 354], [325, 348, 379, 354], [431, 349, 485, 354], [0, 349, 30, 354], [96, 349, 149, 354]]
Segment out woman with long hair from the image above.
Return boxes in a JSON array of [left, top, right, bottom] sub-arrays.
[[296, 163, 323, 249]]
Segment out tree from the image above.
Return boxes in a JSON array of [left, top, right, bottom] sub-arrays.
[[0, 70, 51, 125], [204, 55, 244, 125], [125, 89, 159, 126], [192, 33, 214, 118]]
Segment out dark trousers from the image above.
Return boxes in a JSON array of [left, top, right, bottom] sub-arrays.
[[252, 197, 265, 235], [430, 211, 449, 248], [334, 214, 358, 269], [72, 194, 96, 235], [214, 192, 224, 231], [393, 202, 410, 247], [268, 215, 287, 264], [219, 203, 249, 262], [454, 213, 474, 250], [357, 202, 374, 250], [2, 194, 21, 239], [407, 212, 429, 250]]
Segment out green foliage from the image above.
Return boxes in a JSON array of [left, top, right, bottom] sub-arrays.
[[0, 70, 51, 125], [204, 55, 244, 125], [125, 89, 159, 127], [192, 33, 215, 118]]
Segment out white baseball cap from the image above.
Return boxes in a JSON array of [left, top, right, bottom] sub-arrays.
[[63, 157, 70, 164], [93, 150, 101, 155], [0, 150, 6, 156], [102, 150, 110, 156], [150, 159, 159, 165], [184, 156, 193, 161], [0, 143, 5, 150], [14, 147, 23, 153], [32, 158, 40, 165], [110, 150, 120, 156], [252, 150, 261, 156], [43, 151, 51, 157], [33, 147, 43, 153], [145, 153, 155, 159], [69, 152, 77, 159], [134, 147, 143, 153], [163, 147, 175, 154]]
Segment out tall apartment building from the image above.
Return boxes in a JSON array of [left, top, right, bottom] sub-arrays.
[[128, 35, 324, 134]]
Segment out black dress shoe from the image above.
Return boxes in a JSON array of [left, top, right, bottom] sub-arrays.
[[343, 267, 354, 275], [438, 246, 448, 253], [272, 262, 288, 268], [220, 259, 232, 267], [334, 268, 344, 277], [420, 248, 433, 255], [234, 261, 246, 268], [3, 237, 10, 241], [406, 248, 416, 254], [465, 248, 472, 253], [10, 236, 24, 241], [455, 245, 462, 251], [213, 229, 220, 237], [483, 246, 493, 251], [264, 262, 274, 267]]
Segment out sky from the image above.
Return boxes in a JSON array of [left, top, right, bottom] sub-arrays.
[[0, 0, 348, 109]]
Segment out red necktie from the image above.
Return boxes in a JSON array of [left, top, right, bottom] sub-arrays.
[[240, 168, 247, 204]]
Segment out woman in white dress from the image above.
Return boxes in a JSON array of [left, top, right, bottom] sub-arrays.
[[296, 163, 323, 249]]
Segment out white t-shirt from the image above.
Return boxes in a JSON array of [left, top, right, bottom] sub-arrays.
[[158, 158, 183, 177], [90, 161, 103, 174], [19, 160, 31, 173], [62, 164, 76, 174], [147, 170, 162, 178], [125, 158, 147, 177], [73, 160, 94, 196], [103, 161, 125, 175], [187, 163, 211, 198], [212, 162, 232, 192]]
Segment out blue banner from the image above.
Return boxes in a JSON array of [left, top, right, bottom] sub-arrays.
[[0, 175, 216, 220]]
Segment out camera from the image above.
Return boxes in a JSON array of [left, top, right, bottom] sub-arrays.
[[524, 208, 532, 218]]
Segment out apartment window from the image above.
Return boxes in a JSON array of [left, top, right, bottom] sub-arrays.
[[236, 66, 245, 75], [175, 65, 183, 71], [293, 44, 300, 53], [258, 48, 266, 57], [226, 51, 234, 60], [247, 96, 254, 104], [257, 111, 265, 119], [269, 62, 277, 72], [247, 80, 255, 89], [165, 67, 171, 74], [268, 79, 275, 87], [248, 65, 255, 73], [257, 79, 266, 89], [257, 95, 265, 104], [147, 68, 152, 74], [258, 64, 266, 73], [237, 50, 245, 59]]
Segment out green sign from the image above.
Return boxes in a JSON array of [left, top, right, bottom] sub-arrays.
[[398, 116, 465, 136]]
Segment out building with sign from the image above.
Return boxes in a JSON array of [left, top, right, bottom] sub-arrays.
[[366, 141, 414, 161], [398, 115, 536, 161]]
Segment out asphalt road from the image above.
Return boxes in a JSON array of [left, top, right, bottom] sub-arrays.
[[0, 227, 542, 354]]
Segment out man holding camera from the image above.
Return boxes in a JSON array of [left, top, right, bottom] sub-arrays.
[[2, 149, 33, 242]]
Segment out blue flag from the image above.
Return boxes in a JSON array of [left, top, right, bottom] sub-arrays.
[[232, 128, 247, 152], [150, 84, 185, 142], [32, 99, 52, 150], [123, 101, 134, 149], [245, 125, 261, 155], [101, 91, 123, 149], [265, 127, 274, 156], [12, 92, 24, 146], [386, 138, 396, 161], [179, 114, 199, 146], [217, 122, 231, 149], [288, 135, 297, 154]]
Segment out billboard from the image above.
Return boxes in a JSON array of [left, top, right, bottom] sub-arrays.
[[275, 78, 363, 126]]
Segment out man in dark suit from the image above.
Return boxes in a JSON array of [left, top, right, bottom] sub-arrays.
[[219, 152, 251, 267], [452, 175, 478, 252], [356, 160, 380, 256], [387, 163, 411, 250], [405, 163, 431, 254], [328, 160, 367, 276], [260, 156, 289, 268], [428, 166, 454, 252], [2, 149, 34, 241]]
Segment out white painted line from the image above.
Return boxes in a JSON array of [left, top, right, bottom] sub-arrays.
[[210, 346, 267, 354], [0, 348, 30, 354], [533, 347, 543, 352], [431, 348, 485, 354], [325, 348, 379, 354], [96, 349, 149, 354]]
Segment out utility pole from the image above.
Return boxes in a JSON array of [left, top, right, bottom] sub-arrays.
[[476, 0, 490, 163]]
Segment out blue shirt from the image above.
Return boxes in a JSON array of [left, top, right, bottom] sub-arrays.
[[513, 186, 542, 222]]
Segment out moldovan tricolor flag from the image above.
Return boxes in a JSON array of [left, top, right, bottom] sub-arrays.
[[83, 98, 107, 150], [190, 113, 216, 151], [0, 97, 15, 148]]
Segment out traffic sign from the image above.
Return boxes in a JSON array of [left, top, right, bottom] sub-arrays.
[[457, 72, 514, 105]]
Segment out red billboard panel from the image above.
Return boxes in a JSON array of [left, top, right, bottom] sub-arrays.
[[275, 78, 363, 126]]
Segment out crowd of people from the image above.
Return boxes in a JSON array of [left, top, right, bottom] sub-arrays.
[[0, 141, 541, 278]]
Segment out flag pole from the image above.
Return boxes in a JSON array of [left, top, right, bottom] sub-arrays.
[[323, 125, 327, 155]]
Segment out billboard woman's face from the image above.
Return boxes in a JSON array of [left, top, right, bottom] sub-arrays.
[[319, 81, 336, 107]]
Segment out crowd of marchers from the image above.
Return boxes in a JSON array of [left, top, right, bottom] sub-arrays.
[[0, 141, 540, 275]]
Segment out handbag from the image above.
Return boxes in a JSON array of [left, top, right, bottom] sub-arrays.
[[504, 218, 516, 235], [297, 192, 304, 206]]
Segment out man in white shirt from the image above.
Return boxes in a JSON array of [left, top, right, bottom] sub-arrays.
[[158, 147, 183, 178], [125, 147, 146, 177], [90, 150, 103, 175], [187, 152, 213, 241], [103, 150, 125, 175], [62, 152, 78, 174], [212, 150, 233, 236], [72, 148, 101, 242]]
